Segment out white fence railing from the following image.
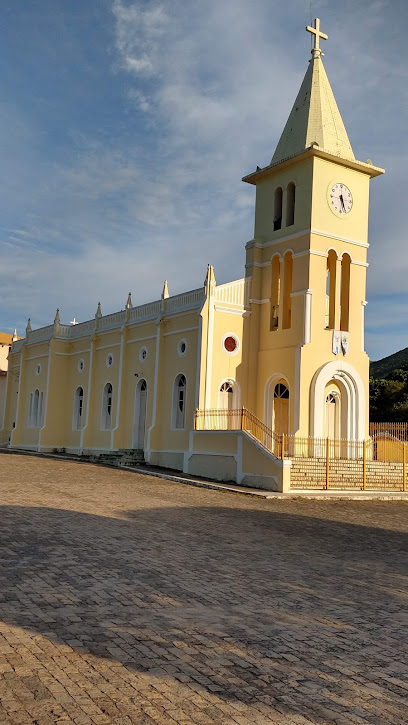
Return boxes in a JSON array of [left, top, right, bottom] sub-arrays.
[[12, 284, 209, 349], [214, 277, 251, 308]]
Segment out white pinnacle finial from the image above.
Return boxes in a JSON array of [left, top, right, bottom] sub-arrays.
[[12, 328, 18, 342], [126, 292, 133, 309], [95, 302, 102, 318], [306, 18, 328, 58], [161, 280, 169, 300]]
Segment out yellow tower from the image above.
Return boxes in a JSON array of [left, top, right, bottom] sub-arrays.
[[243, 19, 384, 442]]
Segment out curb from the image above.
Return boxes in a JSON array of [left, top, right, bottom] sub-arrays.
[[1, 447, 408, 501]]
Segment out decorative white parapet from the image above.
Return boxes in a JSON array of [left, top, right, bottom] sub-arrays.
[[12, 283, 211, 348], [128, 300, 162, 323], [27, 325, 54, 344], [58, 320, 96, 339], [166, 288, 205, 314], [97, 310, 127, 331], [214, 278, 251, 308]]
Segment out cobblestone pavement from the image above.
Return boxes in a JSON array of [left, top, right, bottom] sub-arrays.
[[0, 455, 407, 724]]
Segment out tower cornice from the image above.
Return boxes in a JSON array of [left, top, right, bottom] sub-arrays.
[[242, 145, 384, 186]]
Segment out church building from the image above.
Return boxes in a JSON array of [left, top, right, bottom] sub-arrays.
[[1, 19, 384, 491]]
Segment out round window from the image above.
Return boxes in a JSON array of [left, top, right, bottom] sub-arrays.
[[178, 339, 187, 356], [78, 359, 85, 373], [223, 334, 239, 355], [139, 346, 148, 362], [106, 353, 113, 368]]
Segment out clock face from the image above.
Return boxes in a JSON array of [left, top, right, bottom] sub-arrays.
[[329, 183, 353, 215]]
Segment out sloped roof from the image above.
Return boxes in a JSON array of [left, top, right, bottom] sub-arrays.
[[0, 332, 22, 345], [271, 55, 355, 165]]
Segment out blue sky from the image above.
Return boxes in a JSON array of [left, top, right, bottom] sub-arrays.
[[0, 0, 406, 361]]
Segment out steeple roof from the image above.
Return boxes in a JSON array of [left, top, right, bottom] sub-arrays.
[[271, 45, 355, 165]]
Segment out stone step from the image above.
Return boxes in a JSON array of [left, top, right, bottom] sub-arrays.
[[90, 450, 146, 468]]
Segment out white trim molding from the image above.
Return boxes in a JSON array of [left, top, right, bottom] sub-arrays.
[[361, 300, 367, 352], [246, 228, 369, 251], [310, 360, 366, 441]]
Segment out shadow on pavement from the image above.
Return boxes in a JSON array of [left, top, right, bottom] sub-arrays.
[[0, 502, 407, 723]]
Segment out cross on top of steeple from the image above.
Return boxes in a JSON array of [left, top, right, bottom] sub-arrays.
[[306, 18, 328, 57]]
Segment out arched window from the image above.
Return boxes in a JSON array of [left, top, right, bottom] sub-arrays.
[[102, 383, 113, 430], [286, 182, 296, 226], [38, 392, 43, 427], [282, 251, 293, 329], [340, 253, 351, 332], [173, 374, 186, 429], [273, 187, 283, 231], [28, 390, 42, 427], [133, 379, 148, 449], [33, 389, 39, 427], [326, 250, 337, 329], [274, 383, 290, 399], [73, 386, 84, 430], [28, 393, 33, 427], [270, 255, 280, 330]]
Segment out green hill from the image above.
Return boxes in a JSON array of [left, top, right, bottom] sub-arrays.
[[370, 347, 408, 379]]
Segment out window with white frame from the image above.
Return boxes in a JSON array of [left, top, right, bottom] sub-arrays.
[[73, 386, 84, 430], [38, 391, 43, 427], [102, 383, 113, 429], [172, 374, 186, 429], [28, 389, 43, 427], [28, 393, 33, 427]]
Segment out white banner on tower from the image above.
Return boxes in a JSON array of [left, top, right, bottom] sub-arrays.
[[332, 330, 341, 355], [341, 332, 349, 356]]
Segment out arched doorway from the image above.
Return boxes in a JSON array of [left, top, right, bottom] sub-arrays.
[[273, 382, 289, 436], [325, 391, 340, 439], [219, 380, 236, 411], [218, 380, 239, 428], [133, 379, 147, 449], [310, 361, 366, 442]]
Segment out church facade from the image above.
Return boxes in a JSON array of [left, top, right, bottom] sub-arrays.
[[1, 20, 384, 491]]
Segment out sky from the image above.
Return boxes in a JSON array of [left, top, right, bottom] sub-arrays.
[[0, 0, 406, 361]]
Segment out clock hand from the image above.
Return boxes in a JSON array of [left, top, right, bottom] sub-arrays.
[[339, 194, 346, 213]]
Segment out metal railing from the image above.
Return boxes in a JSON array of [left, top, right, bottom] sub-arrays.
[[195, 408, 408, 490], [194, 407, 282, 457], [369, 421, 408, 441]]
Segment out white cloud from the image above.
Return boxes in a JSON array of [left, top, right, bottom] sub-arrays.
[[125, 56, 153, 73], [0, 0, 407, 361]]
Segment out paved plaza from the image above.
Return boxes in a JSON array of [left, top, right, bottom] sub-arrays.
[[0, 455, 407, 724]]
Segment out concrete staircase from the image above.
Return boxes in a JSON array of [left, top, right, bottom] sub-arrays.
[[90, 449, 145, 468], [290, 456, 404, 490]]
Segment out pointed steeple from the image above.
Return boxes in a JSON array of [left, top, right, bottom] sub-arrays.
[[54, 308, 60, 325], [161, 280, 169, 300], [271, 19, 354, 165], [26, 318, 32, 334], [204, 264, 216, 293]]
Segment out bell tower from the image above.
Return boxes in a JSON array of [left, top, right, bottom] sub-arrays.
[[243, 19, 384, 441]]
